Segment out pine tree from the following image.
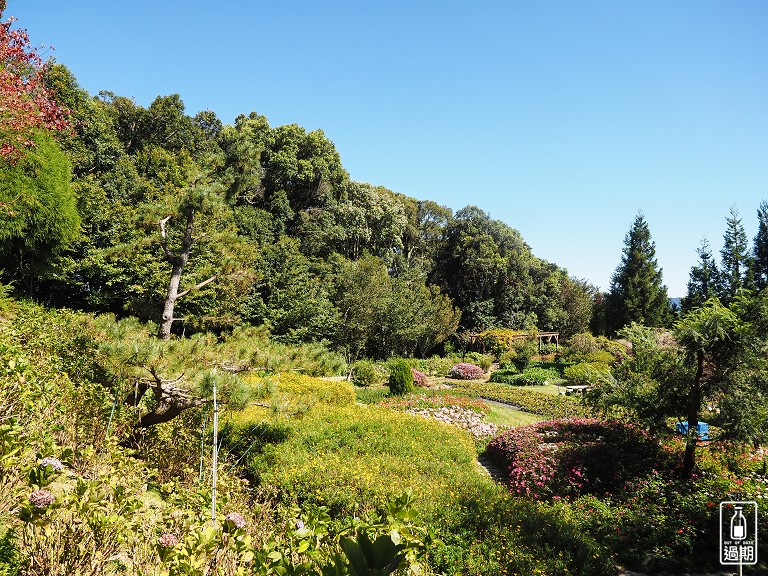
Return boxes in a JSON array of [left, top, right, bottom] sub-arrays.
[[752, 200, 768, 291], [719, 206, 749, 303], [605, 213, 670, 334], [681, 238, 721, 313]]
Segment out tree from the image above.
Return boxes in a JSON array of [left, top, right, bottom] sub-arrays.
[[0, 131, 79, 290], [751, 200, 768, 291], [681, 238, 720, 313], [674, 299, 739, 477], [605, 213, 670, 334], [0, 9, 69, 162], [719, 206, 749, 303]]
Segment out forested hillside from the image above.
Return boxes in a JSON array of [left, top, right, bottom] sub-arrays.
[[1, 58, 594, 359]]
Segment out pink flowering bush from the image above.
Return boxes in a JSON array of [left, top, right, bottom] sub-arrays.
[[411, 368, 428, 387], [487, 418, 673, 500], [449, 363, 484, 380]]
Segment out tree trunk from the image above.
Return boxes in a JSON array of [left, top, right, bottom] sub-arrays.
[[682, 349, 704, 478], [157, 211, 195, 340]]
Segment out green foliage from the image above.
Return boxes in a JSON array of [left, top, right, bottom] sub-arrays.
[[498, 338, 537, 371], [489, 366, 518, 383], [507, 367, 560, 386], [414, 355, 454, 377], [0, 526, 18, 576], [0, 131, 79, 289], [719, 206, 749, 303], [387, 360, 414, 396], [563, 362, 612, 385], [605, 213, 671, 334], [352, 360, 381, 387]]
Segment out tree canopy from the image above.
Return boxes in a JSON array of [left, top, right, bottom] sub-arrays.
[[605, 213, 670, 334]]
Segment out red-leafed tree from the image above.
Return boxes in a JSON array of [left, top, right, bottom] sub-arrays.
[[0, 6, 77, 291], [0, 5, 70, 162]]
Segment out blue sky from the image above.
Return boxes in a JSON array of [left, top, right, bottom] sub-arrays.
[[10, 0, 768, 296]]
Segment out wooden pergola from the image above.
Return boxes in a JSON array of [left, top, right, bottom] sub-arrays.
[[467, 331, 559, 353]]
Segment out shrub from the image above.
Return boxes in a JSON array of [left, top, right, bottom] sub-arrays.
[[352, 360, 380, 387], [487, 419, 673, 500], [498, 339, 537, 371], [460, 352, 493, 372], [411, 368, 428, 387], [563, 362, 612, 385], [388, 360, 414, 396], [416, 356, 453, 377], [509, 367, 559, 386], [489, 367, 518, 383], [449, 363, 484, 380]]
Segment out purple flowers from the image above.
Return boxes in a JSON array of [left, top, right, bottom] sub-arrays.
[[224, 512, 246, 529], [28, 489, 55, 509], [449, 363, 484, 380], [158, 533, 179, 548], [39, 457, 63, 471]]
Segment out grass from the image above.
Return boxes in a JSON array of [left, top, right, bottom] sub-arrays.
[[484, 403, 544, 427]]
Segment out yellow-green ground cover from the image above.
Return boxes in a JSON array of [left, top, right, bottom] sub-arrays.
[[223, 374, 615, 575]]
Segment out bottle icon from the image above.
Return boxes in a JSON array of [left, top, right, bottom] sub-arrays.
[[731, 506, 747, 540]]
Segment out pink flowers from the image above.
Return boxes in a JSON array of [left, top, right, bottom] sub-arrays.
[[158, 533, 179, 548], [487, 419, 671, 500], [449, 363, 484, 380], [411, 368, 428, 386]]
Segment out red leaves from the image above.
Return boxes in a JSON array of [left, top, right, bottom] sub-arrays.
[[0, 13, 70, 162]]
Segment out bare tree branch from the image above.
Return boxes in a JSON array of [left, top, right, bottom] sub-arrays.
[[177, 275, 218, 299], [158, 215, 176, 263]]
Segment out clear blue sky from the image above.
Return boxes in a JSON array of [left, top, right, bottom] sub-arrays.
[[10, 0, 768, 296]]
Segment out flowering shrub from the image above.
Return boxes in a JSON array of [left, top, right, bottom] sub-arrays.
[[487, 419, 672, 500], [449, 363, 484, 380], [411, 368, 428, 387]]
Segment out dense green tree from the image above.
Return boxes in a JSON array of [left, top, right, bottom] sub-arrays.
[[333, 256, 459, 359], [751, 199, 768, 290], [681, 238, 720, 313], [719, 206, 749, 303], [605, 214, 670, 334], [240, 237, 338, 342], [0, 131, 79, 291], [557, 276, 597, 338]]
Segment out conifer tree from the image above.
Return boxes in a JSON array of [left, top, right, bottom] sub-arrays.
[[752, 200, 768, 291], [605, 213, 670, 334], [681, 238, 721, 313], [719, 206, 749, 303]]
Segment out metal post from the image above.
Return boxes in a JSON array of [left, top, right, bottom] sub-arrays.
[[211, 378, 218, 522]]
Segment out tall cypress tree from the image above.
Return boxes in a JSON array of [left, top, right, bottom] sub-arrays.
[[719, 206, 749, 303], [752, 200, 768, 291], [605, 213, 670, 334], [681, 238, 721, 313]]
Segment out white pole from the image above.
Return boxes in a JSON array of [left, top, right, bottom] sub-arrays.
[[211, 377, 218, 522]]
